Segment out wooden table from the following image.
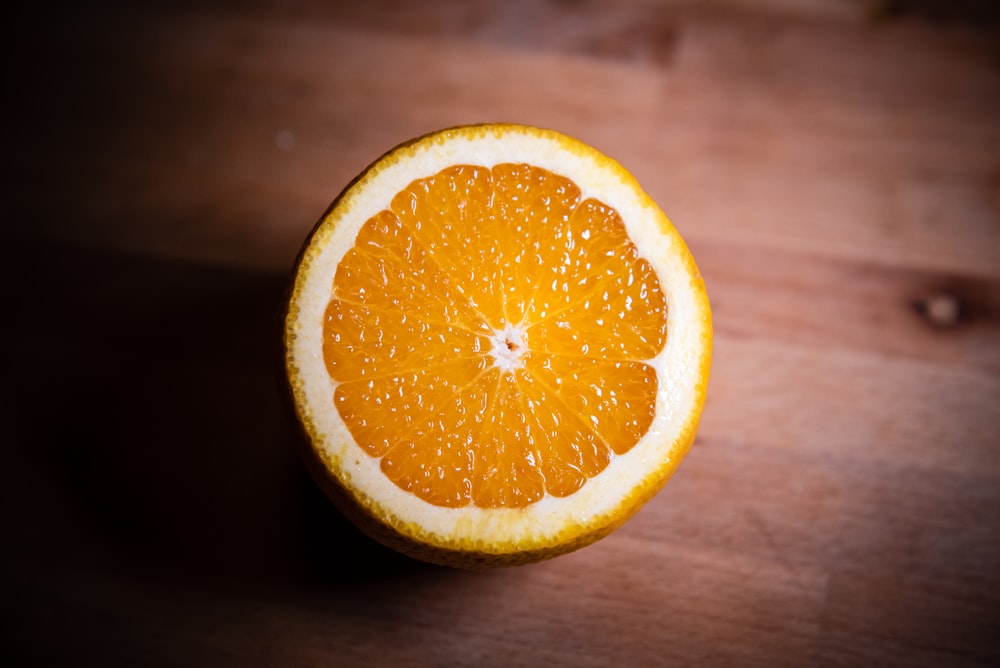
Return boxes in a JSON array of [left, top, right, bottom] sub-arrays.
[[4, 1, 999, 665]]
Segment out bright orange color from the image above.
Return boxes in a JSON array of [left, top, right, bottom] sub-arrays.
[[285, 124, 711, 568], [323, 164, 666, 509]]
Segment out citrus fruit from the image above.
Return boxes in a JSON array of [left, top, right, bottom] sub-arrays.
[[283, 124, 711, 568]]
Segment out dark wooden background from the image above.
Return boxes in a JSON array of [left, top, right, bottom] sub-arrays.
[[3, 1, 999, 665]]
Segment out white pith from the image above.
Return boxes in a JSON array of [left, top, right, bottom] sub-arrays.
[[488, 322, 527, 373], [287, 126, 710, 549]]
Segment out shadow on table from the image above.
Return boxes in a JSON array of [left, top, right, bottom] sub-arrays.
[[1, 239, 443, 591]]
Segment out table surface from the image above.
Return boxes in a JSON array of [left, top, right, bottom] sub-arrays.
[[4, 1, 1000, 665]]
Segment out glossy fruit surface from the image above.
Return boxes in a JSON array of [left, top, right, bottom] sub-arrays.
[[284, 124, 711, 567]]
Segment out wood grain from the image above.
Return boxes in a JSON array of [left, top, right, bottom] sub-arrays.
[[3, 1, 999, 666]]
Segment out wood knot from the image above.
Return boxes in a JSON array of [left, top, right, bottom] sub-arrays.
[[916, 291, 962, 328]]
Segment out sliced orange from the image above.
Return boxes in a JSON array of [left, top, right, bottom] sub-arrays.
[[284, 124, 711, 568]]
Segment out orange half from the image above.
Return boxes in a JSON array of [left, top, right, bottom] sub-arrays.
[[284, 124, 711, 567]]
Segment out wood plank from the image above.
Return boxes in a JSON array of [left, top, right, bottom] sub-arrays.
[[694, 238, 1000, 372], [820, 570, 1000, 666], [4, 1, 1000, 665], [4, 239, 997, 665], [703, 335, 1000, 477], [7, 6, 998, 275], [649, 435, 1000, 587]]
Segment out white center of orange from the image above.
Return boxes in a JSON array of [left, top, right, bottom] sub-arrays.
[[489, 322, 527, 374]]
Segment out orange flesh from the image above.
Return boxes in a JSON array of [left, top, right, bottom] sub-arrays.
[[323, 164, 667, 508]]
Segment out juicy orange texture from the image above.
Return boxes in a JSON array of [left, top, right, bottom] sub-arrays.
[[322, 163, 667, 509]]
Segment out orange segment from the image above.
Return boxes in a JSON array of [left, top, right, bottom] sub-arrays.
[[469, 371, 548, 508], [333, 356, 491, 459], [390, 164, 506, 327], [323, 299, 489, 382], [487, 163, 583, 325], [523, 198, 667, 359], [516, 365, 612, 497], [522, 354, 658, 456], [332, 209, 493, 335]]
